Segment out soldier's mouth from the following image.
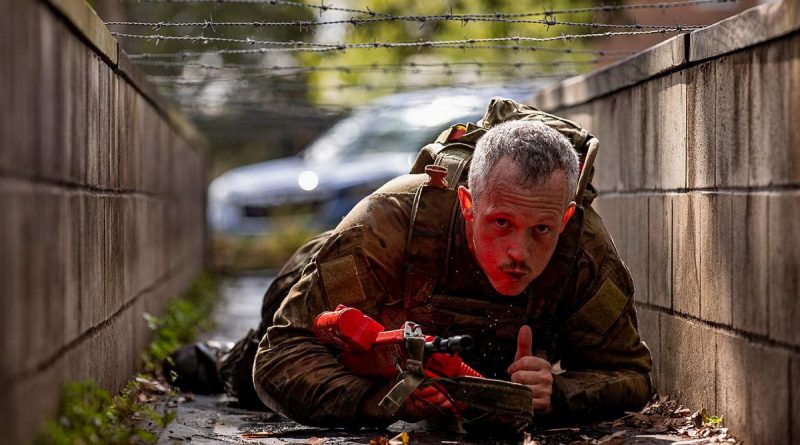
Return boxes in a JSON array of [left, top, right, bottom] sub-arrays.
[[504, 270, 527, 281]]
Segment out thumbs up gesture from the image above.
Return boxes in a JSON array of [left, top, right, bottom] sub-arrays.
[[507, 325, 554, 414]]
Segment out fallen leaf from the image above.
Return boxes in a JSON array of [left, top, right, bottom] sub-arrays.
[[388, 431, 409, 445], [306, 436, 325, 445], [242, 432, 279, 439], [369, 435, 389, 445], [522, 432, 542, 445], [645, 425, 669, 434]]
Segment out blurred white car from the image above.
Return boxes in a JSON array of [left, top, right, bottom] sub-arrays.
[[208, 87, 529, 235]]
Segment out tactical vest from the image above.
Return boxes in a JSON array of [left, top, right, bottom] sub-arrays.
[[401, 98, 599, 373]]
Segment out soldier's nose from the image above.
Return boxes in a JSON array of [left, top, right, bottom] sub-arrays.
[[506, 246, 528, 263]]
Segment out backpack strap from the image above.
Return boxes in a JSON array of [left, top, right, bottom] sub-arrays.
[[403, 166, 462, 310], [403, 126, 481, 311]]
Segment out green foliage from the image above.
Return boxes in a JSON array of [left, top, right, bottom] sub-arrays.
[[300, 0, 611, 106], [211, 222, 318, 272], [37, 273, 219, 444], [701, 409, 724, 428], [36, 380, 174, 445], [141, 272, 221, 372]]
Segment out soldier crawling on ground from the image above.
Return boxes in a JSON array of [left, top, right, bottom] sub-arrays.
[[182, 98, 653, 432]]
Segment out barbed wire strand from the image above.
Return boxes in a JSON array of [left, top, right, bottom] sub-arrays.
[[148, 73, 576, 87], [106, 16, 705, 31], [134, 0, 737, 20], [112, 27, 693, 50], [133, 58, 612, 73], [126, 43, 637, 59]]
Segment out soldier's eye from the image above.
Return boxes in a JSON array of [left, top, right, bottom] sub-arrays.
[[534, 225, 550, 234], [493, 218, 510, 229]]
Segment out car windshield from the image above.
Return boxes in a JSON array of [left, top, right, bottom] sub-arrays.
[[303, 97, 482, 165]]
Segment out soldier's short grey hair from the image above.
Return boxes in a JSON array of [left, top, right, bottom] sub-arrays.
[[468, 120, 579, 205]]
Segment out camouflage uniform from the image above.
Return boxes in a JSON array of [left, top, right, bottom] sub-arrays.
[[251, 100, 652, 427]]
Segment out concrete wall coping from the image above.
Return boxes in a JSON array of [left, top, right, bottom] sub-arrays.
[[532, 0, 800, 110], [40, 0, 207, 150], [531, 33, 687, 110]]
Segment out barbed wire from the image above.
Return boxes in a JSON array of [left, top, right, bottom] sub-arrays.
[[133, 0, 737, 20], [149, 74, 574, 89], [134, 58, 612, 74], [126, 43, 637, 59], [112, 27, 693, 51], [106, 16, 704, 31]]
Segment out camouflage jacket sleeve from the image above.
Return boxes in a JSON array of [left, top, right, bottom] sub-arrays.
[[550, 207, 653, 417], [252, 189, 415, 427]]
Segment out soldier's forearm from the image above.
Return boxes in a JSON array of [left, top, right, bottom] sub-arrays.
[[551, 370, 652, 418], [252, 335, 391, 426]]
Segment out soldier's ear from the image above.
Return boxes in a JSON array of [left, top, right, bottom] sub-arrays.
[[458, 186, 474, 221], [560, 202, 576, 233]]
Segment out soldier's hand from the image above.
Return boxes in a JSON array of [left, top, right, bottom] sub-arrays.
[[507, 325, 553, 414], [400, 384, 458, 421]]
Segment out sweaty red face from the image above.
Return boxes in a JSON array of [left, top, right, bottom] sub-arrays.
[[458, 158, 575, 296]]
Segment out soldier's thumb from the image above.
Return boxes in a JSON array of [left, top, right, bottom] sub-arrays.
[[514, 325, 533, 362]]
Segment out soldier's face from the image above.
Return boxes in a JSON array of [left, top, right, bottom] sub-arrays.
[[458, 158, 576, 296]]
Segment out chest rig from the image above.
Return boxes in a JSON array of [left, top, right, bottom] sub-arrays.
[[401, 98, 599, 366]]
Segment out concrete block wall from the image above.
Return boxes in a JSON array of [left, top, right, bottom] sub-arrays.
[[533, 1, 799, 443], [0, 0, 206, 443]]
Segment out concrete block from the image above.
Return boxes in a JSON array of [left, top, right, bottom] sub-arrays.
[[749, 40, 791, 187], [789, 34, 800, 186], [672, 194, 701, 317], [714, 51, 750, 187], [745, 344, 790, 445], [85, 52, 100, 187], [647, 194, 672, 309], [618, 86, 646, 192], [0, 0, 10, 173], [79, 193, 105, 332], [57, 18, 78, 184], [118, 81, 134, 191], [768, 192, 800, 346], [591, 97, 622, 193], [0, 180, 26, 381], [698, 193, 733, 326], [660, 314, 716, 412], [687, 62, 716, 189], [97, 61, 112, 189], [22, 188, 50, 373], [28, 189, 82, 369], [717, 333, 791, 445], [108, 72, 120, 190], [104, 196, 124, 316], [635, 305, 660, 389], [122, 195, 139, 304], [6, 0, 41, 177], [619, 195, 648, 304], [731, 193, 768, 335], [594, 196, 621, 249], [38, 4, 61, 183], [715, 332, 747, 441], [793, 358, 800, 444], [645, 72, 687, 190]]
